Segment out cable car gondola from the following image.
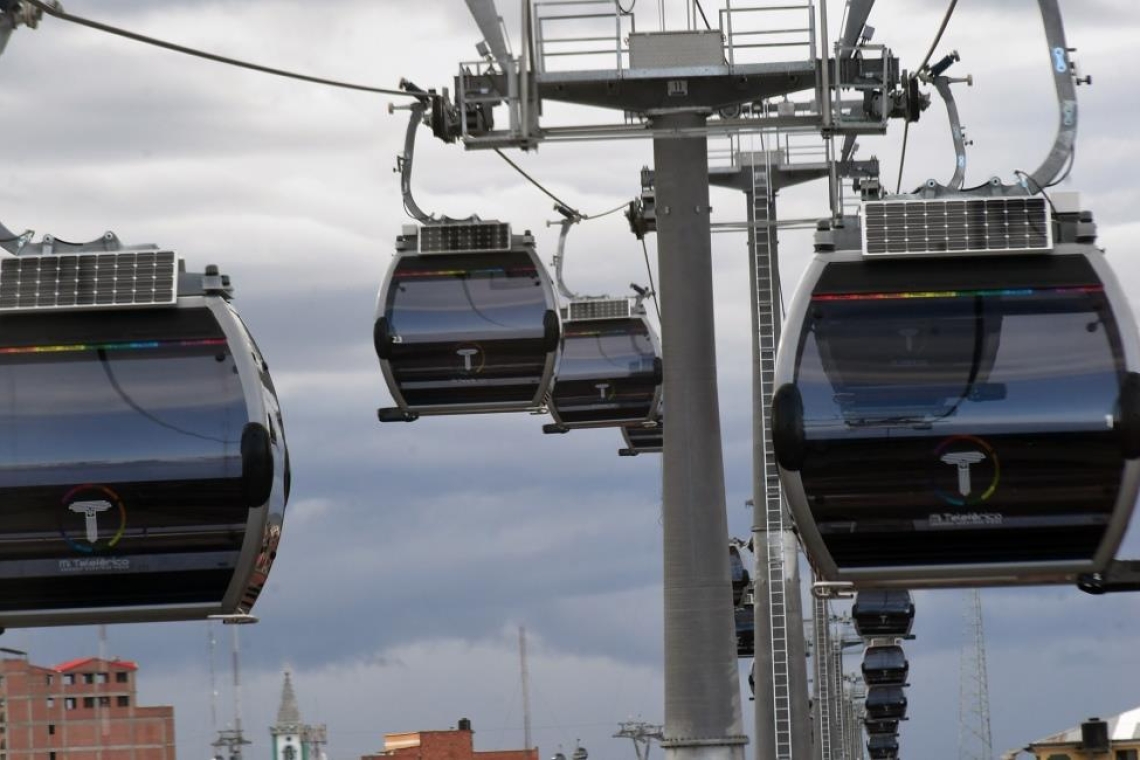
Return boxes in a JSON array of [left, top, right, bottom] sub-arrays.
[[852, 590, 915, 638], [545, 297, 661, 432], [375, 221, 560, 420], [0, 251, 288, 627], [619, 414, 663, 456], [862, 643, 909, 686], [864, 685, 908, 721], [772, 196, 1140, 588], [864, 720, 899, 736], [866, 734, 900, 760]]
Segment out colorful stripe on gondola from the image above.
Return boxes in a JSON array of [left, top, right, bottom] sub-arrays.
[[0, 338, 228, 355], [812, 285, 1103, 302], [395, 267, 538, 278]]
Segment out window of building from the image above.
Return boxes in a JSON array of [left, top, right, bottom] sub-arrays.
[[1116, 751, 1139, 760], [44, 675, 53, 686], [82, 674, 94, 685], [82, 697, 94, 709], [97, 697, 110, 708], [95, 673, 108, 685], [63, 675, 74, 686], [47, 726, 54, 737], [116, 696, 129, 708], [45, 698, 54, 708], [50, 752, 56, 760], [115, 672, 129, 684], [63, 698, 75, 710], [1046, 754, 1070, 760]]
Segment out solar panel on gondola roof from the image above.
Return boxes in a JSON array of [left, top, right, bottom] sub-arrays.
[[0, 251, 289, 627]]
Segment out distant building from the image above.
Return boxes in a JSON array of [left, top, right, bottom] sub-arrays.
[[269, 671, 326, 760], [0, 655, 175, 760], [1017, 706, 1140, 760], [361, 719, 537, 760]]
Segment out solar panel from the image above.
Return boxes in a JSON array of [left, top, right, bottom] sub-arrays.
[[567, 299, 631, 321], [0, 251, 178, 312], [862, 197, 1052, 256], [418, 222, 512, 253]]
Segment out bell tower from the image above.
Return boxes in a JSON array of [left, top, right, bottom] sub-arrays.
[[271, 670, 325, 760]]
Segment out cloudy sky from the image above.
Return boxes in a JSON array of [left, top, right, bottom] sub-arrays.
[[0, 1, 1137, 760]]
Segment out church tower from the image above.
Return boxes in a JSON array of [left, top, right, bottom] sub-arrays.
[[270, 670, 327, 760]]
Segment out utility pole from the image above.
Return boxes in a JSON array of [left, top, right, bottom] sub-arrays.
[[520, 626, 532, 752]]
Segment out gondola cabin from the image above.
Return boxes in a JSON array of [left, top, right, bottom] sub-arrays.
[[852, 590, 915, 638], [375, 221, 560, 420], [772, 195, 1140, 588], [864, 720, 899, 736], [862, 643, 909, 686], [546, 298, 661, 431], [867, 734, 900, 760], [734, 599, 755, 658], [0, 251, 288, 627], [864, 685, 908, 721], [619, 416, 663, 456]]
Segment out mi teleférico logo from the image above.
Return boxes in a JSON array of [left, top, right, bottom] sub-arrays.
[[933, 435, 1000, 507], [59, 484, 127, 554]]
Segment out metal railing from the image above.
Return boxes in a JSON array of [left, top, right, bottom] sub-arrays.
[[533, 0, 633, 74], [721, 1, 815, 68]]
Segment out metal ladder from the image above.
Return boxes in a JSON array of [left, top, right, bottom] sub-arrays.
[[750, 153, 794, 760], [812, 594, 834, 760]]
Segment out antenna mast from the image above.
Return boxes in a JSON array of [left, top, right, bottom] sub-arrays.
[[959, 590, 993, 760], [519, 626, 532, 751]]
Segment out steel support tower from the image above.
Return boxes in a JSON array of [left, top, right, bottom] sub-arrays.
[[959, 590, 993, 760]]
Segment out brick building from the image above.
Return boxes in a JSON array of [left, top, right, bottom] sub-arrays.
[[361, 719, 536, 760], [0, 655, 175, 760]]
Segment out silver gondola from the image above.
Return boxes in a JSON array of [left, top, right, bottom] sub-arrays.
[[375, 221, 560, 420], [546, 297, 661, 432], [0, 251, 288, 627], [772, 196, 1140, 588]]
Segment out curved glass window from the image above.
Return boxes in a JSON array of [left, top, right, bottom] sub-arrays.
[[383, 252, 554, 408], [0, 308, 249, 613], [386, 252, 549, 342], [553, 319, 659, 425], [793, 275, 1128, 569]]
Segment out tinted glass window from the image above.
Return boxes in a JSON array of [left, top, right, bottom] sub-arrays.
[[557, 321, 657, 382], [0, 308, 248, 614], [386, 252, 549, 341], [793, 283, 1128, 569]]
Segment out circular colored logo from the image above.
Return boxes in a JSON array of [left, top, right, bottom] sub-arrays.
[[932, 435, 1000, 506], [59, 484, 127, 554]]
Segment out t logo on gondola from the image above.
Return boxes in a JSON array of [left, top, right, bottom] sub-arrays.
[[940, 451, 986, 497], [932, 435, 1000, 507], [60, 484, 128, 554], [69, 500, 112, 544], [454, 344, 485, 374]]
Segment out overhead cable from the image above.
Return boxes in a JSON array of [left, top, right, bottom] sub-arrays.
[[899, 0, 959, 190], [494, 149, 631, 222], [23, 0, 421, 98], [918, 0, 959, 74]]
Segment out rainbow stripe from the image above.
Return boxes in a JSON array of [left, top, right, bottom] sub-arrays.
[[812, 285, 1102, 302], [0, 337, 228, 355]]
